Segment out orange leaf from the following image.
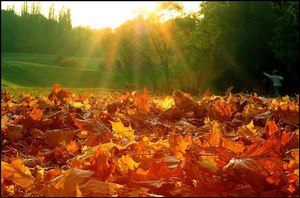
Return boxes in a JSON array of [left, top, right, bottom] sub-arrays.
[[1, 158, 34, 188], [205, 121, 223, 147], [53, 83, 62, 94], [265, 120, 279, 136], [29, 108, 44, 121], [281, 130, 292, 146], [67, 140, 79, 154], [89, 146, 115, 180], [240, 135, 281, 158], [221, 138, 244, 154], [135, 88, 150, 112], [147, 161, 171, 180], [223, 157, 272, 191]]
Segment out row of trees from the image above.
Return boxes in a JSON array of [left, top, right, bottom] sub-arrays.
[[1, 1, 299, 95], [1, 2, 72, 54]]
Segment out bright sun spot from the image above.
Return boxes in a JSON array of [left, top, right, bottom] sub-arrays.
[[1, 1, 201, 29]]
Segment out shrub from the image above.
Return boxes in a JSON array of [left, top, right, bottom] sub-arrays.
[[54, 53, 84, 68], [54, 52, 65, 65]]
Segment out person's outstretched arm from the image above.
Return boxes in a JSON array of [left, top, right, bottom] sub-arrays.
[[263, 72, 272, 79]]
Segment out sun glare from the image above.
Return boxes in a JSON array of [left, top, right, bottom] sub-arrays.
[[69, 2, 157, 29], [1, 1, 200, 29]]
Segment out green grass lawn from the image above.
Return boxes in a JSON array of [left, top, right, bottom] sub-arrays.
[[1, 53, 146, 90], [1, 86, 116, 98], [1, 52, 166, 98]]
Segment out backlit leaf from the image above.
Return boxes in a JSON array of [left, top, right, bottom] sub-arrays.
[[135, 89, 150, 112], [1, 158, 34, 188], [265, 120, 279, 136], [111, 121, 135, 141], [117, 155, 140, 174], [46, 168, 94, 197]]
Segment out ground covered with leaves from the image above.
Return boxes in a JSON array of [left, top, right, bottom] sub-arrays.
[[1, 83, 299, 197]]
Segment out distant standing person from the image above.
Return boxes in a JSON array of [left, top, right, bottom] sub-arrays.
[[263, 70, 284, 97]]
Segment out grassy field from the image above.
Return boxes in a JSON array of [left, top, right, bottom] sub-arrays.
[[1, 53, 154, 94], [1, 86, 117, 98]]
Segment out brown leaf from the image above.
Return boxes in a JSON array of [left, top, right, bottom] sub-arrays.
[[172, 90, 202, 116], [5, 123, 24, 142], [44, 129, 77, 148], [223, 157, 273, 191], [74, 117, 112, 144]]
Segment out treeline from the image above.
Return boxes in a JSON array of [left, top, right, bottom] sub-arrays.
[[1, 1, 299, 95], [1, 2, 72, 54]]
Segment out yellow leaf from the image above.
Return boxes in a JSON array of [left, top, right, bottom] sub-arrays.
[[282, 95, 290, 102], [199, 155, 218, 173], [110, 121, 135, 141], [69, 101, 84, 109], [117, 155, 140, 174], [5, 185, 15, 197], [153, 96, 175, 110], [246, 120, 255, 131]]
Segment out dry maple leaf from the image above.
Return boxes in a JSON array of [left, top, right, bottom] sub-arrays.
[[5, 123, 24, 142], [89, 145, 115, 180], [79, 177, 122, 196], [45, 168, 94, 197], [117, 154, 140, 174], [240, 135, 281, 158], [206, 98, 235, 121], [223, 157, 282, 192], [265, 120, 279, 136], [29, 108, 44, 121], [135, 88, 150, 113], [1, 158, 35, 188], [111, 121, 135, 141], [48, 83, 71, 105], [44, 129, 77, 148], [73, 117, 112, 145], [172, 90, 202, 117]]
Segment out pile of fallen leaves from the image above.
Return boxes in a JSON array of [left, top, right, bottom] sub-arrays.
[[1, 83, 299, 197]]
